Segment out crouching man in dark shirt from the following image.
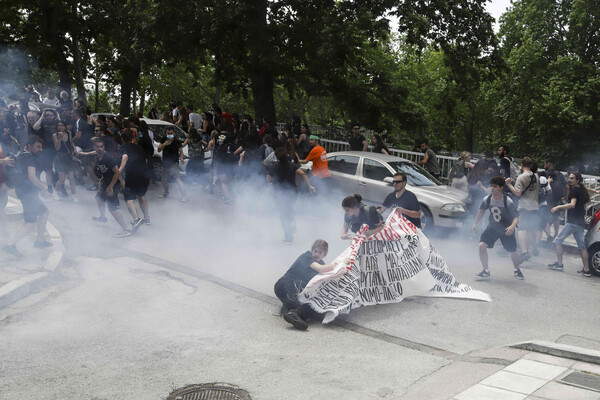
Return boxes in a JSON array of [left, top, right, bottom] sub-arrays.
[[274, 240, 349, 330]]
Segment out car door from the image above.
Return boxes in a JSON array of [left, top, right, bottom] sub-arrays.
[[359, 157, 395, 204], [327, 154, 359, 195]]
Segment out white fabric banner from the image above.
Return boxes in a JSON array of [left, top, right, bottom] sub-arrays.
[[299, 208, 491, 323]]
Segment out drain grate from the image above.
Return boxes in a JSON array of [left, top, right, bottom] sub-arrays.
[[559, 371, 600, 393], [168, 383, 251, 400]]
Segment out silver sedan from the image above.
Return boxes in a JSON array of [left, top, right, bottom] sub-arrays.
[[321, 151, 470, 231]]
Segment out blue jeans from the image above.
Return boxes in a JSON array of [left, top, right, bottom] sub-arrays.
[[554, 223, 586, 249]]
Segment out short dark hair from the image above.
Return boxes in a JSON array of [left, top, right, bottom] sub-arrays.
[[121, 129, 133, 143], [490, 176, 505, 187], [500, 144, 510, 154], [393, 172, 407, 181], [27, 135, 44, 146], [351, 123, 360, 129], [419, 139, 429, 146], [342, 194, 362, 208]]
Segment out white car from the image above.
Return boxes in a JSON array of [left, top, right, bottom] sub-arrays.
[[317, 151, 470, 231]]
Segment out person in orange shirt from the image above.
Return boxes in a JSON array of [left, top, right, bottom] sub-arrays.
[[299, 135, 331, 195]]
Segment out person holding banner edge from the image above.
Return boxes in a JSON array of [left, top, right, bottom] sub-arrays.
[[377, 172, 422, 229], [341, 194, 384, 239], [274, 240, 350, 330]]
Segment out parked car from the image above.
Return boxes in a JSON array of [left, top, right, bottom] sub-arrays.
[[140, 118, 212, 177], [584, 208, 600, 276], [309, 151, 470, 231]]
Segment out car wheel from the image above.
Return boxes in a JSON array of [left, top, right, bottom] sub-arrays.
[[587, 242, 600, 276], [420, 205, 433, 233]]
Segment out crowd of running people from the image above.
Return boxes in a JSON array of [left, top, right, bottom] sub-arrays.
[[0, 90, 595, 288]]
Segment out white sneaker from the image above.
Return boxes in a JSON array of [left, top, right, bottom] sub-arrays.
[[72, 196, 79, 203], [53, 193, 60, 201], [115, 230, 132, 238]]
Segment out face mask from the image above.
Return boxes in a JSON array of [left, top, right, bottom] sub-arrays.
[[167, 134, 174, 140]]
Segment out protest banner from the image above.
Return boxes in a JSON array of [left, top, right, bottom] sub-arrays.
[[299, 208, 491, 323]]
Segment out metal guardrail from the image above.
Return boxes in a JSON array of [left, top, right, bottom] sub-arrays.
[[319, 139, 455, 183]]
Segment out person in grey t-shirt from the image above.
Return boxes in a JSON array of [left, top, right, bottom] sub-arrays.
[[416, 139, 440, 179]]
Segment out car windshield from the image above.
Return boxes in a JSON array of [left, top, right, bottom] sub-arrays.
[[388, 161, 441, 186], [147, 123, 187, 142]]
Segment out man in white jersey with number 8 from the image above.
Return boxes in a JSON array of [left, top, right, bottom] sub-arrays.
[[472, 176, 524, 280]]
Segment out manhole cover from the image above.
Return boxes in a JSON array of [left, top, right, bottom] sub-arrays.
[[168, 383, 251, 400], [559, 371, 600, 392]]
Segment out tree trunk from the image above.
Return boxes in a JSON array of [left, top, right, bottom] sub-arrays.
[[42, 0, 72, 98], [247, 0, 276, 122], [119, 55, 142, 116], [139, 88, 145, 117]]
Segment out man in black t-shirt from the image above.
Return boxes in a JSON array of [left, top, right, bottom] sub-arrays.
[[472, 176, 523, 280], [378, 172, 422, 229], [348, 123, 367, 151], [548, 172, 591, 276], [274, 240, 350, 330], [119, 130, 150, 231], [32, 109, 58, 192], [158, 127, 187, 202], [2, 135, 52, 258], [92, 140, 132, 237]]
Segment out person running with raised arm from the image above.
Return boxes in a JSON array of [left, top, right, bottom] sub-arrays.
[[472, 176, 524, 280]]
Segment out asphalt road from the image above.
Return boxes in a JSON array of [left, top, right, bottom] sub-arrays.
[[1, 180, 598, 399]]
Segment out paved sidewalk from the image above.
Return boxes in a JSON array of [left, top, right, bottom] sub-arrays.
[[0, 196, 65, 308], [454, 350, 600, 400]]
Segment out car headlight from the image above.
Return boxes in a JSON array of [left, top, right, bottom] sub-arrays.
[[441, 203, 466, 213]]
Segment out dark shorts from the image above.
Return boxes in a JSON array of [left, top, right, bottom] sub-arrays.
[[18, 191, 48, 223], [54, 153, 77, 173], [538, 205, 550, 229], [123, 179, 148, 201], [38, 148, 56, 171], [480, 226, 517, 252], [96, 184, 121, 212], [518, 209, 539, 231]]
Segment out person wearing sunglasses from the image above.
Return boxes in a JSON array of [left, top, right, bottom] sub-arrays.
[[377, 172, 422, 229]]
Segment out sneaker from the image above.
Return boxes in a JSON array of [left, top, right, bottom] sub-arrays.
[[180, 196, 188, 203], [72, 196, 79, 203], [2, 244, 23, 258], [87, 184, 98, 191], [53, 193, 61, 201], [518, 252, 530, 265], [33, 240, 53, 248], [547, 262, 564, 271], [160, 192, 169, 198], [143, 218, 151, 225], [283, 239, 293, 245], [283, 310, 308, 330], [92, 216, 108, 223], [514, 268, 525, 280], [130, 218, 144, 234], [474, 269, 491, 280], [224, 198, 233, 205], [583, 270, 591, 277], [115, 230, 132, 238]]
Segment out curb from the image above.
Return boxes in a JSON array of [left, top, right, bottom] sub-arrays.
[[510, 340, 600, 365], [0, 196, 65, 309]]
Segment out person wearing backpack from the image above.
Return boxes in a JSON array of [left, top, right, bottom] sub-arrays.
[[472, 176, 523, 280], [341, 194, 383, 239], [505, 157, 540, 264], [2, 135, 52, 258]]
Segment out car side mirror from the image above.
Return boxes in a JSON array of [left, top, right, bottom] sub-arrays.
[[383, 177, 394, 185]]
